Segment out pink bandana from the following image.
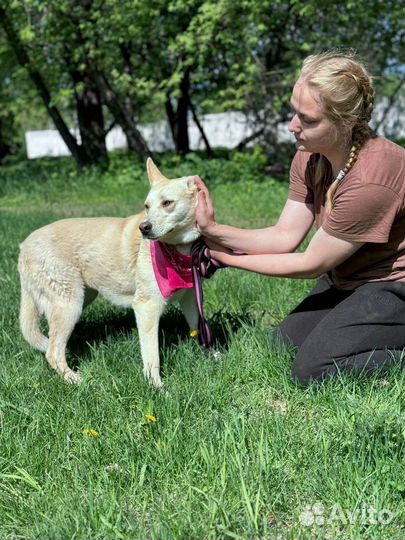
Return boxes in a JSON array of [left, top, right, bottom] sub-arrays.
[[150, 241, 194, 298]]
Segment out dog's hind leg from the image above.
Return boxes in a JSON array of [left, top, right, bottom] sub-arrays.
[[133, 294, 166, 388], [45, 300, 83, 384], [19, 285, 49, 353]]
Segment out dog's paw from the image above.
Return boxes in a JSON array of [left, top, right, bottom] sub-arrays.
[[143, 367, 163, 390], [64, 369, 82, 384], [151, 377, 164, 390]]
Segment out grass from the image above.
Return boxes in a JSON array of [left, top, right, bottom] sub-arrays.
[[0, 152, 404, 539]]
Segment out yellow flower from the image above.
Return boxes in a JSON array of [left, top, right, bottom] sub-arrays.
[[83, 428, 100, 437], [190, 329, 199, 338], [145, 414, 157, 423]]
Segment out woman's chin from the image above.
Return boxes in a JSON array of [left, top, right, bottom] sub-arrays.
[[296, 141, 310, 152]]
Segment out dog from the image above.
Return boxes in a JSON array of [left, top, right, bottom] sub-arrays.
[[18, 158, 202, 388]]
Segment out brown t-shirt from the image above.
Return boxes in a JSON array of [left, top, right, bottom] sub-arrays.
[[288, 136, 405, 290]]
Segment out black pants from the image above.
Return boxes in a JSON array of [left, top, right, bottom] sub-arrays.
[[274, 276, 405, 386]]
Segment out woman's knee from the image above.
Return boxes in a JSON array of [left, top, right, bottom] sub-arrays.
[[291, 357, 319, 387], [290, 348, 338, 387], [291, 359, 310, 386]]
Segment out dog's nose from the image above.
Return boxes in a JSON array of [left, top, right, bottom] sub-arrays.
[[139, 221, 152, 235]]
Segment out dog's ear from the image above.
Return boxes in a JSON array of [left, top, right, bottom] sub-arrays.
[[146, 157, 168, 185]]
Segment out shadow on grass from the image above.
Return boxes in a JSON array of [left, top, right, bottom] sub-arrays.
[[66, 307, 254, 370]]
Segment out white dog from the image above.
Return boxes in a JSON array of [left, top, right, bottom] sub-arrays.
[[18, 159, 202, 388]]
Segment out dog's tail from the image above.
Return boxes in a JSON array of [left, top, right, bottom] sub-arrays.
[[19, 284, 49, 353]]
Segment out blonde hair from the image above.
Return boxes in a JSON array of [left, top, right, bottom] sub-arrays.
[[299, 51, 376, 213]]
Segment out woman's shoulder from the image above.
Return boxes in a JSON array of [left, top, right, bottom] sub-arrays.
[[361, 136, 405, 161], [354, 136, 405, 195]]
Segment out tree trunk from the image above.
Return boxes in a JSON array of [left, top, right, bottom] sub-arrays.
[[176, 69, 190, 155], [165, 96, 177, 149], [373, 74, 405, 134], [119, 43, 137, 123], [0, 119, 12, 163], [188, 98, 213, 157], [93, 71, 151, 161], [70, 68, 108, 165], [0, 7, 88, 166], [165, 67, 191, 155]]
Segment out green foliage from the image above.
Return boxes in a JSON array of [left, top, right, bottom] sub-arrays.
[[163, 146, 270, 185], [0, 148, 280, 219], [0, 0, 404, 161], [0, 28, 44, 158]]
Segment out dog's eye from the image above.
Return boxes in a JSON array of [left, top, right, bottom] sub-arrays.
[[144, 204, 150, 211], [162, 200, 173, 208]]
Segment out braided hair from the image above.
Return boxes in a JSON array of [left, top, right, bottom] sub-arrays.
[[299, 51, 376, 214]]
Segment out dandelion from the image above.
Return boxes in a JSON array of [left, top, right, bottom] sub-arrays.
[[145, 414, 157, 423], [34, 382, 41, 389], [189, 329, 199, 338], [83, 428, 100, 437]]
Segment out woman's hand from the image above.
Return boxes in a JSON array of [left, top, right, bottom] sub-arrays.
[[195, 176, 217, 234], [203, 238, 237, 266]]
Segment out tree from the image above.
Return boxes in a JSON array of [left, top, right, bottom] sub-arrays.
[[91, 0, 213, 156], [57, 0, 151, 159], [170, 0, 405, 157], [1, 0, 403, 165], [99, 0, 211, 156], [0, 4, 97, 166], [0, 0, 152, 165]]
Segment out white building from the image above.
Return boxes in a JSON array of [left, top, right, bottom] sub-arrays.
[[25, 99, 404, 159]]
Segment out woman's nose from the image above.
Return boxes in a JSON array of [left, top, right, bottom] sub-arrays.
[[288, 114, 300, 133]]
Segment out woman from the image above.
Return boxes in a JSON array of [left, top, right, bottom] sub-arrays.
[[195, 51, 405, 386]]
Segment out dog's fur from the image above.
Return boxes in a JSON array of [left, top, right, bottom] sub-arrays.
[[18, 159, 201, 387]]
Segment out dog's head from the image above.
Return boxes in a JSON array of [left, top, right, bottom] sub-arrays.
[[139, 158, 200, 245]]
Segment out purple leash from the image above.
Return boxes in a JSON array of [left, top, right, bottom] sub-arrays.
[[191, 238, 226, 348]]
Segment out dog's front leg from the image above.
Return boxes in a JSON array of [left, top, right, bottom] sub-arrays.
[[133, 293, 166, 388], [179, 289, 199, 333]]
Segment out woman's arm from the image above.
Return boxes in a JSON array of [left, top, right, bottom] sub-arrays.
[[196, 178, 315, 255], [209, 226, 364, 279]]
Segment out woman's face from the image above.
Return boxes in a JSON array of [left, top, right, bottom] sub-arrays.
[[288, 79, 338, 155]]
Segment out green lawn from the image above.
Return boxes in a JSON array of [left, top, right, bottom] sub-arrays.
[[0, 153, 404, 539]]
